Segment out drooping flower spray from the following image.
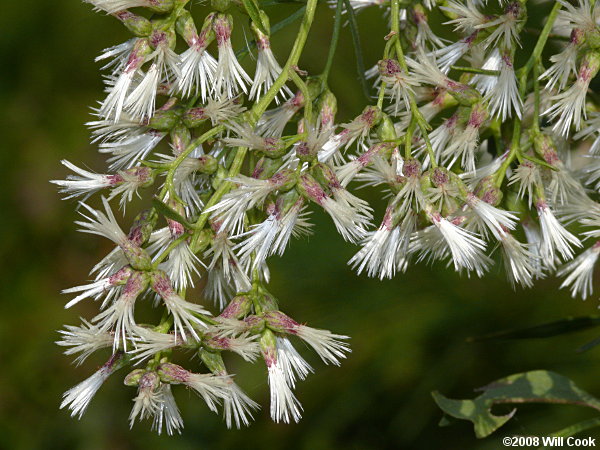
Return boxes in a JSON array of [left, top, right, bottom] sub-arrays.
[[54, 0, 600, 434]]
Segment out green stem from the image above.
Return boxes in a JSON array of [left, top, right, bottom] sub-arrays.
[[321, 0, 344, 82], [343, 0, 370, 99], [551, 416, 600, 438], [390, 0, 436, 167], [523, 2, 562, 76], [160, 125, 224, 199], [532, 63, 541, 132], [153, 234, 188, 268], [451, 66, 500, 76], [494, 3, 561, 186], [189, 0, 319, 246], [289, 69, 313, 123]]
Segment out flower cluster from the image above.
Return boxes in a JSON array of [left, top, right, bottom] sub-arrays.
[[54, 0, 600, 435]]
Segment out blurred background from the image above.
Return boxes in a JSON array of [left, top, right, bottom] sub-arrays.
[[2, 1, 600, 448]]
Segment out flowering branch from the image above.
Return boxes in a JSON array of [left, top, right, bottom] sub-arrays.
[[53, 0, 600, 436]]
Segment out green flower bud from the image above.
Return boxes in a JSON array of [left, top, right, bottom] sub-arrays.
[[115, 11, 152, 37], [147, 0, 174, 14], [124, 369, 146, 386], [149, 108, 181, 131], [220, 294, 253, 319], [197, 155, 218, 174], [316, 89, 338, 127], [128, 208, 157, 246], [377, 113, 397, 142], [211, 0, 231, 12], [199, 348, 227, 374], [170, 123, 191, 155], [474, 176, 503, 206], [252, 156, 284, 180]]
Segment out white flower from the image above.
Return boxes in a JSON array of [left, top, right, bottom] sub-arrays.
[[429, 114, 458, 162], [349, 212, 409, 279], [540, 40, 580, 91], [96, 38, 136, 74], [129, 372, 162, 430], [500, 232, 539, 288], [206, 173, 292, 235], [151, 271, 211, 342], [154, 148, 208, 215], [200, 97, 246, 125], [87, 111, 145, 143], [51, 160, 113, 199], [60, 353, 123, 418], [222, 380, 259, 429], [174, 370, 230, 413], [543, 58, 598, 136], [99, 130, 166, 171], [337, 106, 381, 151], [465, 193, 518, 240], [91, 247, 129, 281], [125, 39, 180, 121], [406, 53, 449, 88], [147, 227, 203, 292], [212, 15, 251, 98], [263, 337, 312, 424], [256, 92, 304, 137], [130, 327, 180, 361], [378, 59, 420, 115], [93, 290, 138, 351], [413, 8, 446, 50], [477, 3, 523, 49], [508, 161, 541, 206], [440, 0, 486, 33], [537, 201, 582, 265], [56, 319, 113, 365], [354, 152, 403, 191], [299, 175, 370, 243], [76, 197, 128, 247], [155, 384, 183, 435], [485, 52, 522, 121], [204, 231, 251, 309], [558, 242, 600, 298], [99, 39, 151, 121], [84, 0, 150, 14], [575, 113, 600, 155], [522, 219, 545, 275], [249, 36, 291, 103], [128, 373, 184, 435], [235, 198, 312, 270], [431, 36, 474, 73], [266, 358, 302, 424], [428, 210, 490, 274], [176, 41, 217, 101], [556, 0, 598, 33], [471, 48, 502, 95], [62, 276, 121, 309], [442, 120, 481, 173]]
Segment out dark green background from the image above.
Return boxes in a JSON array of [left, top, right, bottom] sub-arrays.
[[2, 1, 600, 448]]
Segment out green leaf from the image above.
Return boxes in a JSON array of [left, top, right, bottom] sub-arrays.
[[242, 0, 269, 35], [342, 0, 370, 100], [432, 370, 600, 438], [152, 197, 195, 230], [469, 316, 600, 342]]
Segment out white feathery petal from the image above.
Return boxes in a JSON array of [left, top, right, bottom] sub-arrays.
[[558, 243, 600, 299], [56, 319, 113, 365]]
